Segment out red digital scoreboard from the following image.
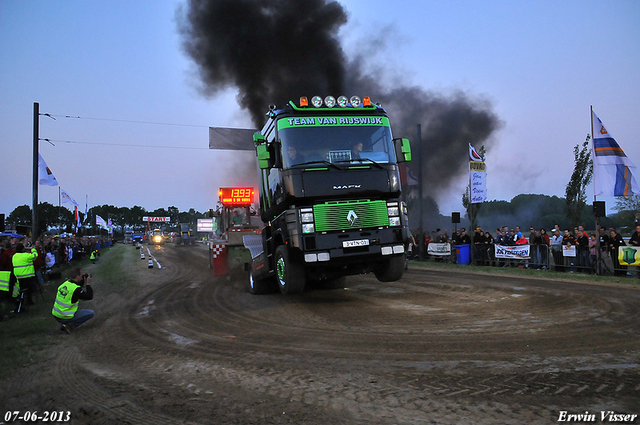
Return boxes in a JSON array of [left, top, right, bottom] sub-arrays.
[[219, 187, 254, 206]]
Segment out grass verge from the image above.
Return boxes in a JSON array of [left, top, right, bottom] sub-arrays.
[[0, 243, 130, 381], [409, 258, 640, 287]]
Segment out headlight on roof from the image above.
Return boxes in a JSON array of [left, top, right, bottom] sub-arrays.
[[350, 96, 361, 107], [324, 96, 336, 108], [311, 96, 323, 108], [337, 95, 349, 107]]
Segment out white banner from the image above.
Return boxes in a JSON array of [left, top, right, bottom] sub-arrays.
[[427, 243, 451, 256], [562, 245, 576, 257], [495, 244, 530, 259], [197, 219, 217, 232], [143, 216, 171, 222], [470, 161, 487, 203]]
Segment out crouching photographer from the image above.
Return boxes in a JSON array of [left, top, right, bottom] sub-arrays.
[[51, 267, 95, 334]]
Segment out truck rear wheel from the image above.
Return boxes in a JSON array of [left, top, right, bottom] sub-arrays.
[[374, 254, 406, 282], [275, 245, 305, 295], [248, 266, 275, 295]]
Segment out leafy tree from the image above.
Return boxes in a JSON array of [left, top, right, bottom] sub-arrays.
[[129, 206, 147, 229], [7, 205, 32, 226], [168, 206, 180, 224], [565, 135, 593, 227], [612, 195, 640, 227], [6, 203, 74, 232]]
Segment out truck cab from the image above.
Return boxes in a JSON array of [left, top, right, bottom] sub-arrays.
[[246, 96, 412, 295]]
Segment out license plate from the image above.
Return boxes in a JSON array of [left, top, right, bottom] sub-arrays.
[[342, 239, 369, 248]]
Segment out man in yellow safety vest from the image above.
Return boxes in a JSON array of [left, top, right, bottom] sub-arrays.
[[52, 267, 94, 333], [0, 269, 13, 319], [12, 243, 38, 306]]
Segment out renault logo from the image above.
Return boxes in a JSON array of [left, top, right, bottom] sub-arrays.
[[347, 210, 358, 226]]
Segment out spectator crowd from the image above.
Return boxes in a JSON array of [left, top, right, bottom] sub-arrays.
[[408, 223, 640, 276], [0, 233, 110, 319]]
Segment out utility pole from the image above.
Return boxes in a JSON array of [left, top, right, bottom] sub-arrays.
[[416, 124, 424, 259], [32, 102, 39, 240]]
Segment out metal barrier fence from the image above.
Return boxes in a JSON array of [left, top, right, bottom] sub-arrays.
[[418, 243, 639, 277]]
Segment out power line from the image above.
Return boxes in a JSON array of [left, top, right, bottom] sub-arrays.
[[48, 114, 210, 128], [41, 138, 210, 150]]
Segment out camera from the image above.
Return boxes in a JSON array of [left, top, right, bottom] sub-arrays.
[[82, 273, 92, 281]]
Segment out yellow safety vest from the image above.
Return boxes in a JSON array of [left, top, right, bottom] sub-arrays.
[[12, 249, 38, 280], [52, 280, 80, 319], [12, 279, 20, 298], [0, 270, 10, 293]]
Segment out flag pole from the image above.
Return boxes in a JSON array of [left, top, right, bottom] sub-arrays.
[[591, 105, 604, 275], [58, 186, 61, 232], [32, 102, 39, 241]]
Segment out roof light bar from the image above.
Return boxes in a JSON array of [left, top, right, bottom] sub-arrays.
[[297, 95, 372, 108], [324, 96, 336, 108]]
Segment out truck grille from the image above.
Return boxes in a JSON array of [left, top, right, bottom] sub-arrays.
[[313, 200, 388, 232]]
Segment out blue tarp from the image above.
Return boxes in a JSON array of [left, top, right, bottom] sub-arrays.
[[0, 231, 24, 238]]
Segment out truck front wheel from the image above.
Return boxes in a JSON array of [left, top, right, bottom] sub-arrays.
[[374, 254, 406, 282], [275, 245, 306, 295]]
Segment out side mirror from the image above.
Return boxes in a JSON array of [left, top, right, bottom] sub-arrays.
[[256, 144, 271, 169], [394, 138, 412, 163], [401, 138, 412, 162]]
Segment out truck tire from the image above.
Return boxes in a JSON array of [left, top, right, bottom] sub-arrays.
[[275, 245, 306, 295], [248, 266, 275, 295], [374, 254, 406, 282]]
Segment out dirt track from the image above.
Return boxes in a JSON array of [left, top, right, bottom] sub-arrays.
[[3, 243, 640, 424]]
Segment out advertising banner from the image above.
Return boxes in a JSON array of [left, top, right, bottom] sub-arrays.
[[562, 245, 576, 257], [427, 243, 451, 256], [619, 246, 640, 266], [143, 217, 171, 222], [495, 244, 530, 259], [197, 218, 217, 232], [470, 161, 487, 203]]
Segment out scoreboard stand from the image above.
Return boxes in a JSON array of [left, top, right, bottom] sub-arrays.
[[211, 187, 260, 278]]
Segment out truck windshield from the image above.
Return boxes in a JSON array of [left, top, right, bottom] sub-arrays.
[[277, 117, 396, 168]]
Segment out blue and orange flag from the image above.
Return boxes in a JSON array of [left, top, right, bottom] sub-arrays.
[[592, 110, 637, 197]]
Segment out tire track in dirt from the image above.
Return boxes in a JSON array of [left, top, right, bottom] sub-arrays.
[[54, 245, 640, 423]]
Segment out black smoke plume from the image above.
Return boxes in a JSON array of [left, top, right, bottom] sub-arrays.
[[178, 0, 348, 126], [178, 0, 502, 212]]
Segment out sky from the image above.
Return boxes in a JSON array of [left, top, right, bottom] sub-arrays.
[[1, 0, 639, 222]]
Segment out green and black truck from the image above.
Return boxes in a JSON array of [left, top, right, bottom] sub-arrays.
[[243, 95, 412, 295]]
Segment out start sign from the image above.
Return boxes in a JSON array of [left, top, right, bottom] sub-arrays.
[[143, 216, 170, 222], [219, 187, 254, 206]]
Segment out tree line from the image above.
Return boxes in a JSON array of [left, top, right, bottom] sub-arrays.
[[6, 194, 639, 237], [5, 203, 208, 235]]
